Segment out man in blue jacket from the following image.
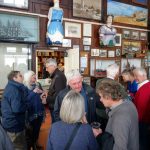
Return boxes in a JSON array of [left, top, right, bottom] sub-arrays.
[[1, 71, 28, 150], [54, 69, 103, 123]]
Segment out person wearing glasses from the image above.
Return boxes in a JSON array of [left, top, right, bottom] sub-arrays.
[[1, 71, 28, 150]]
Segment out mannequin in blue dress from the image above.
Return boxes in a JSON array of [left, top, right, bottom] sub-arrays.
[[46, 0, 64, 45], [99, 15, 116, 46]]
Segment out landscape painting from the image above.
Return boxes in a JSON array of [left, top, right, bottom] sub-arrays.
[[73, 0, 102, 20], [107, 0, 148, 27]]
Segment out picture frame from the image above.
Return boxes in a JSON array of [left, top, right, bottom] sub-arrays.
[[84, 46, 91, 51], [132, 0, 147, 6], [99, 50, 107, 57], [62, 39, 72, 47], [116, 48, 121, 57], [73, 0, 102, 21], [115, 34, 122, 46], [131, 30, 140, 40], [65, 22, 81, 38], [122, 29, 131, 39], [0, 0, 28, 9], [108, 50, 115, 57], [140, 31, 147, 40], [107, 0, 148, 27], [0, 13, 39, 43], [83, 37, 91, 45], [83, 23, 92, 37], [91, 49, 99, 56]]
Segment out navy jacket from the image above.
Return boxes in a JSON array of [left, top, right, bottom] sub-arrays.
[[54, 83, 100, 123], [1, 80, 28, 132]]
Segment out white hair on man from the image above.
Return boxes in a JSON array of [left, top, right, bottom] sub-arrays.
[[133, 68, 147, 77], [106, 63, 119, 80], [24, 70, 35, 89], [60, 90, 85, 124], [65, 69, 81, 85], [46, 58, 57, 67]]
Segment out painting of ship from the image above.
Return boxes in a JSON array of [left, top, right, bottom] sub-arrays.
[[0, 20, 33, 41]]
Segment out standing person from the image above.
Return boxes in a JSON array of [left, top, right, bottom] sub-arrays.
[[99, 15, 117, 46], [47, 90, 99, 150], [24, 71, 45, 150], [1, 71, 28, 150], [95, 80, 139, 150], [54, 69, 101, 124], [46, 0, 64, 45], [41, 58, 66, 122], [133, 68, 150, 150], [122, 68, 138, 100]]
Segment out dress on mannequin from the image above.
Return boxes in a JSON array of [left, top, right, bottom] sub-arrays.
[[46, 0, 64, 45]]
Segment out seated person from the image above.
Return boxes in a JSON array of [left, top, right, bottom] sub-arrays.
[[47, 90, 99, 150]]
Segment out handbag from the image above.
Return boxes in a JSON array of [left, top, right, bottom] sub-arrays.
[[64, 123, 81, 150]]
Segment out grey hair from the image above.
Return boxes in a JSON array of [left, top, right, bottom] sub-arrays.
[[133, 68, 147, 77], [46, 58, 57, 67], [106, 63, 119, 79], [65, 69, 81, 85], [24, 70, 35, 89], [60, 90, 85, 124]]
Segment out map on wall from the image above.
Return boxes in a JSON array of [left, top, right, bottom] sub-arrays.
[[107, 0, 148, 27], [0, 13, 39, 43]]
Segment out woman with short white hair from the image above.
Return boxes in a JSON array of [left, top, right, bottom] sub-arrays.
[[24, 70, 45, 150], [47, 90, 99, 150]]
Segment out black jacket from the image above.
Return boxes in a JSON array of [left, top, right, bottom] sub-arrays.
[[54, 82, 100, 123], [46, 68, 66, 110]]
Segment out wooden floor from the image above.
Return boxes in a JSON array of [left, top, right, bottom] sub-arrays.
[[38, 111, 52, 150]]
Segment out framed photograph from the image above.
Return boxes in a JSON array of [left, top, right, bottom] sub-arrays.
[[0, 13, 39, 42], [132, 0, 147, 6], [91, 49, 99, 56], [73, 0, 102, 20], [131, 30, 140, 40], [83, 23, 92, 37], [116, 49, 121, 57], [140, 31, 147, 40], [99, 50, 107, 57], [122, 29, 131, 39], [0, 0, 28, 9], [107, 0, 148, 27], [115, 34, 122, 46], [83, 37, 91, 45], [108, 50, 115, 57], [84, 46, 90, 51], [65, 22, 81, 38], [62, 39, 72, 47]]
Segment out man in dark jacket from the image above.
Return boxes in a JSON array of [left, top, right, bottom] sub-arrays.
[[54, 69, 101, 124], [42, 58, 66, 121], [1, 71, 28, 150]]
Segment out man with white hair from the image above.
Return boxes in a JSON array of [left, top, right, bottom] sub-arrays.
[[42, 58, 66, 121], [54, 69, 100, 123], [133, 68, 150, 150]]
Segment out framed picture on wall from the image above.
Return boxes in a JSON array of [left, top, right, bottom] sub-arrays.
[[0, 0, 28, 9], [99, 50, 107, 57], [123, 29, 131, 39], [132, 0, 147, 6], [65, 22, 81, 38], [131, 30, 140, 40], [108, 50, 115, 57], [73, 0, 102, 20], [115, 34, 122, 46], [107, 0, 148, 27], [140, 31, 147, 40]]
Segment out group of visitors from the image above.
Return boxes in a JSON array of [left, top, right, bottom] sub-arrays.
[[0, 59, 150, 150]]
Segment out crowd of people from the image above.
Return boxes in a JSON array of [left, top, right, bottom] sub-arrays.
[[0, 59, 150, 150]]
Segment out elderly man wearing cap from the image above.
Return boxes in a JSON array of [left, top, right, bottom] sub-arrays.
[[53, 69, 102, 123]]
